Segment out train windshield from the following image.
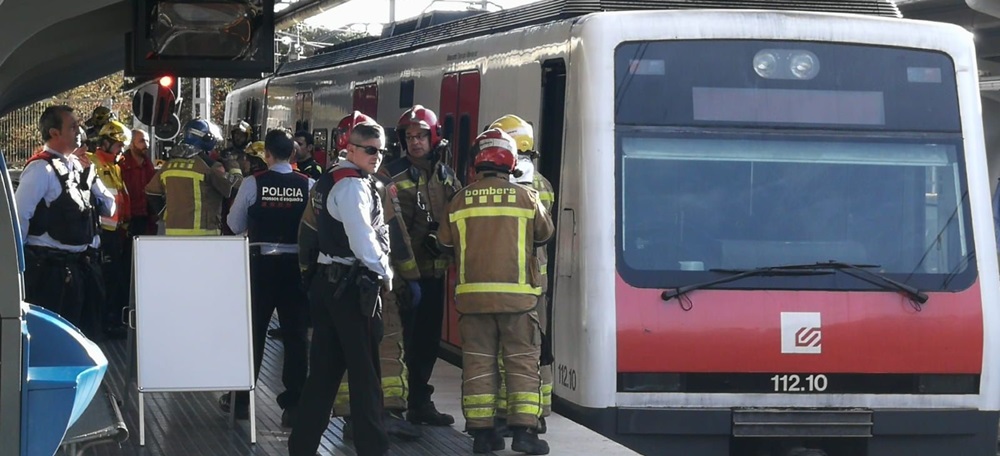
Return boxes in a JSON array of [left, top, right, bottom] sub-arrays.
[[614, 40, 975, 291]]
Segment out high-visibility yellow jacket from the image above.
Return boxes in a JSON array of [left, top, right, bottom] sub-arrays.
[[438, 173, 554, 314], [89, 150, 129, 231], [145, 156, 233, 236]]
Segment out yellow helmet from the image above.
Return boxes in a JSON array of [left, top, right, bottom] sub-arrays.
[[85, 106, 116, 128], [246, 141, 265, 157], [98, 120, 131, 145], [489, 114, 534, 154]]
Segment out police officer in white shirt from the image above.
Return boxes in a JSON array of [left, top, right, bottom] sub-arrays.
[[15, 105, 115, 337], [288, 122, 392, 456]]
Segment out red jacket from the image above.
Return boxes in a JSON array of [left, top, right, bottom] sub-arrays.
[[120, 149, 156, 217]]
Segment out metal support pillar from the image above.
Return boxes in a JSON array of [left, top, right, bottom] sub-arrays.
[[192, 77, 211, 120]]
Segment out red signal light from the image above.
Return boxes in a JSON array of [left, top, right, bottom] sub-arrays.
[[158, 75, 174, 88]]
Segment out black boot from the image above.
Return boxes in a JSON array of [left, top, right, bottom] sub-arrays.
[[342, 417, 354, 441], [406, 401, 455, 426], [472, 429, 505, 454], [537, 417, 547, 434], [511, 426, 549, 455], [496, 417, 512, 437]]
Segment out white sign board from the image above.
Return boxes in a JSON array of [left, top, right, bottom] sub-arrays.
[[134, 236, 254, 392]]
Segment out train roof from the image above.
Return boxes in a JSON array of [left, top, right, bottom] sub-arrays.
[[276, 0, 901, 77]]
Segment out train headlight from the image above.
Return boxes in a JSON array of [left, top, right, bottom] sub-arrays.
[[753, 49, 820, 80], [753, 51, 779, 78], [790, 52, 820, 80]]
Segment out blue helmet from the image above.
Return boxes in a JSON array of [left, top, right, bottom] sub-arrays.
[[182, 118, 223, 152]]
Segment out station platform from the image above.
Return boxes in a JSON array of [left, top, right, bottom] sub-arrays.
[[65, 318, 637, 456]]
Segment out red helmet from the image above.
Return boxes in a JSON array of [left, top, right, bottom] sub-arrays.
[[335, 111, 376, 152], [397, 104, 442, 149], [472, 128, 516, 173]]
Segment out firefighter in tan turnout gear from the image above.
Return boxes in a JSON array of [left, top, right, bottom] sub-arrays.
[[437, 128, 554, 455], [298, 112, 422, 441], [145, 119, 241, 235], [381, 105, 461, 427], [488, 114, 556, 435]]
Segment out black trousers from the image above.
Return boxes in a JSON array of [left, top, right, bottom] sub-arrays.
[[234, 253, 309, 409], [98, 229, 128, 331], [289, 265, 387, 456], [23, 246, 105, 340], [402, 277, 445, 408]]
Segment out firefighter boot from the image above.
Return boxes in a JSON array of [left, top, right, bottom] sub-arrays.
[[406, 401, 455, 426], [496, 417, 512, 437], [511, 427, 549, 455], [472, 429, 505, 454]]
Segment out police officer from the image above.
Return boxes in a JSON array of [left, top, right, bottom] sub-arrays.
[[15, 105, 116, 337], [90, 120, 133, 339], [437, 129, 554, 455], [289, 121, 391, 456], [488, 114, 556, 434], [145, 119, 241, 235], [381, 105, 460, 426], [325, 112, 422, 441], [293, 130, 324, 179], [221, 129, 311, 425]]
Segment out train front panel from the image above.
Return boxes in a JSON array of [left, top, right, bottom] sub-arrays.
[[553, 10, 1000, 456]]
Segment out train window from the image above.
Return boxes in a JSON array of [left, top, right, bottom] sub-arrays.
[[442, 115, 456, 149], [457, 114, 472, 178], [399, 80, 415, 108], [616, 134, 975, 292]]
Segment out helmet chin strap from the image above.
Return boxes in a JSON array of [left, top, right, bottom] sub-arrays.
[[510, 155, 535, 184]]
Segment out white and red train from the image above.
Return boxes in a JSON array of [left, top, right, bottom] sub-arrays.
[[226, 1, 1000, 454]]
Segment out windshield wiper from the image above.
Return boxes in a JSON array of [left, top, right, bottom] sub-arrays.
[[798, 261, 928, 309], [661, 261, 929, 310], [661, 266, 832, 303]]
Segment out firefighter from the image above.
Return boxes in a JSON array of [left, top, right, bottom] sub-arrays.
[[488, 114, 556, 434], [222, 129, 311, 426], [83, 106, 116, 151], [15, 105, 116, 338], [326, 112, 422, 441], [293, 130, 324, 179], [437, 128, 554, 455], [222, 121, 267, 176], [380, 104, 460, 427], [245, 140, 268, 175], [145, 118, 241, 235], [288, 121, 391, 456], [90, 120, 133, 339]]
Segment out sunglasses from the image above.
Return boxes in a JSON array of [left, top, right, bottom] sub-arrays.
[[351, 142, 387, 156]]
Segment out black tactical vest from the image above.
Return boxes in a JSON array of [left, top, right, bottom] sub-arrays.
[[26, 153, 97, 246], [248, 170, 310, 244], [314, 166, 390, 261]]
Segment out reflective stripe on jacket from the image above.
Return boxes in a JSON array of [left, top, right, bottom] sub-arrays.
[[145, 157, 233, 236], [438, 173, 554, 314]]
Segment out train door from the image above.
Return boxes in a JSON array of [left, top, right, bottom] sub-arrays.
[[353, 83, 379, 118], [294, 91, 313, 133], [244, 97, 263, 141], [539, 59, 566, 361], [439, 70, 481, 346]]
